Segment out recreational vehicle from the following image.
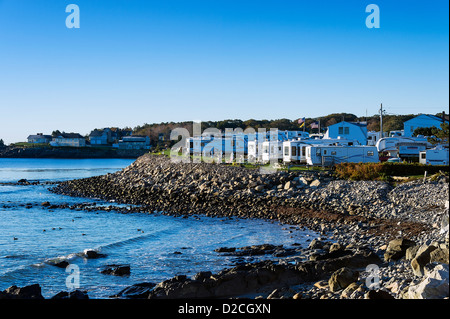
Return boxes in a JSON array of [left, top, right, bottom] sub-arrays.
[[282, 138, 357, 164], [376, 136, 430, 159], [305, 145, 379, 166], [419, 146, 449, 165], [261, 140, 283, 163]]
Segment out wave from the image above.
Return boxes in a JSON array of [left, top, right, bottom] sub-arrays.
[[98, 227, 179, 252]]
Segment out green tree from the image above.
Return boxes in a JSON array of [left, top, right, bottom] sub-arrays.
[[414, 123, 449, 145], [0, 139, 4, 147]]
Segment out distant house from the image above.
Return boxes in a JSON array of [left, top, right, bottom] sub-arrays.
[[323, 121, 368, 145], [109, 128, 132, 143], [50, 133, 86, 147], [117, 135, 150, 150], [89, 128, 111, 146], [27, 133, 52, 144], [403, 114, 449, 137]]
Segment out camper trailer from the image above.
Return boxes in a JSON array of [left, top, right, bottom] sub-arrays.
[[282, 138, 357, 164], [305, 145, 379, 166], [376, 136, 430, 160], [261, 140, 283, 163], [419, 146, 449, 165]]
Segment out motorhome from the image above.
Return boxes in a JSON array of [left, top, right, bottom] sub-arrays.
[[305, 145, 379, 166], [419, 146, 449, 165]]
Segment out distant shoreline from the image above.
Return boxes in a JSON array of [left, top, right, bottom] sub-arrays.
[[0, 146, 147, 159]]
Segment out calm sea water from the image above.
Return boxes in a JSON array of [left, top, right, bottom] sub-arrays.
[[0, 158, 318, 298]]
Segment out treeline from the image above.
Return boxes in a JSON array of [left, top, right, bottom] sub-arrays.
[[133, 112, 437, 145]]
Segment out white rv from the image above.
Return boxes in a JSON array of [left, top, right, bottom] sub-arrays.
[[419, 146, 449, 165], [261, 140, 283, 163], [376, 136, 430, 159], [283, 138, 357, 164], [305, 145, 379, 166], [367, 131, 381, 146]]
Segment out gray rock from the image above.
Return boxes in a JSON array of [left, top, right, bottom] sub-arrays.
[[406, 264, 449, 299]]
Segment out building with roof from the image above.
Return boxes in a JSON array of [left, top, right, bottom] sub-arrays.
[[117, 135, 150, 150], [50, 133, 86, 147], [89, 128, 112, 145], [27, 133, 52, 144], [323, 121, 368, 145], [403, 114, 449, 137]]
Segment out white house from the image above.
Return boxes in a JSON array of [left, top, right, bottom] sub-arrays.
[[50, 133, 86, 147], [323, 121, 368, 145], [403, 114, 448, 137], [117, 135, 150, 150], [27, 133, 52, 144]]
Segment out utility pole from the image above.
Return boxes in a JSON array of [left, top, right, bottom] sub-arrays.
[[379, 103, 386, 137]]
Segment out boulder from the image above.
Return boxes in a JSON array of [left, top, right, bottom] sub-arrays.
[[329, 243, 343, 253], [51, 290, 89, 299], [83, 249, 106, 259], [254, 185, 265, 192], [384, 238, 416, 262], [430, 247, 449, 264], [340, 282, 359, 298], [110, 282, 156, 299], [310, 180, 321, 188], [328, 267, 359, 292], [411, 245, 438, 276], [284, 181, 292, 190], [308, 239, 324, 250], [101, 264, 131, 276], [406, 264, 449, 299], [365, 289, 395, 299], [405, 246, 420, 261], [0, 284, 44, 299]]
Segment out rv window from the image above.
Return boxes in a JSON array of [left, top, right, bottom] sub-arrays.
[[421, 153, 426, 159], [316, 149, 321, 156], [323, 150, 327, 155], [367, 151, 374, 156], [292, 146, 297, 156], [284, 146, 289, 156]]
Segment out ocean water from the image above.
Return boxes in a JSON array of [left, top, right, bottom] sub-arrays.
[[0, 158, 318, 298]]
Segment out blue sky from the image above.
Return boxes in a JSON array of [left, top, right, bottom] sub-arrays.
[[0, 0, 448, 143]]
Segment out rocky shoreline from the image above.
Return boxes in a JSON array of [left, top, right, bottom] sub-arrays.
[[2, 154, 448, 300], [0, 146, 147, 158]]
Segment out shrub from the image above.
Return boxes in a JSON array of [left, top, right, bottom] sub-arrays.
[[334, 162, 449, 181]]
